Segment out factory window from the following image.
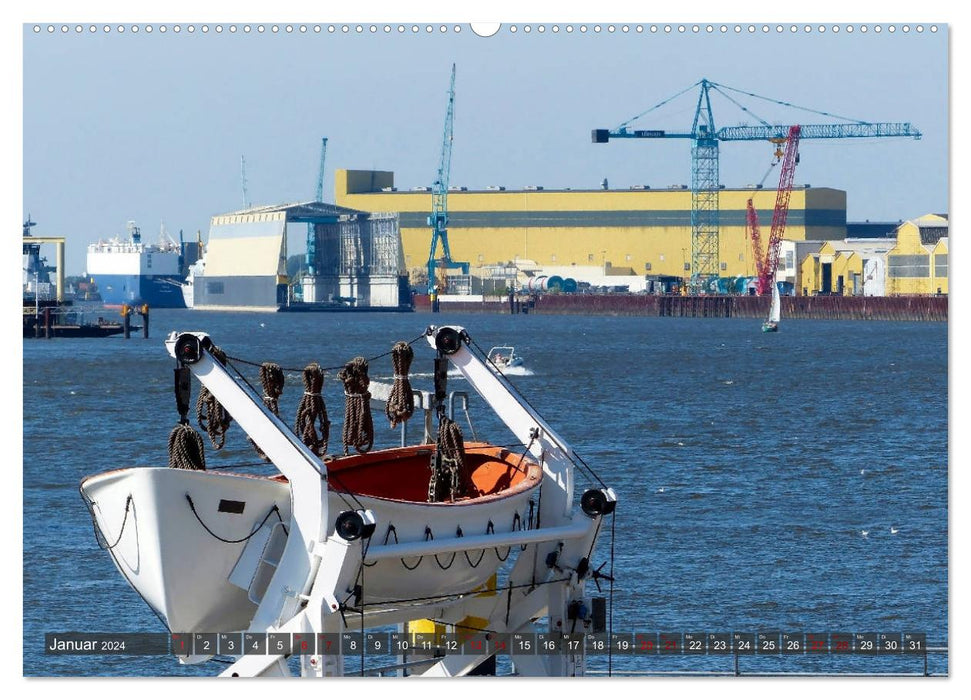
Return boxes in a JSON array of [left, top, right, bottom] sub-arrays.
[[588, 254, 594, 262], [935, 254, 948, 278], [478, 254, 484, 262], [888, 254, 930, 278], [659, 254, 665, 262], [738, 253, 745, 262], [683, 262, 691, 271], [645, 262, 652, 271], [786, 251, 795, 269], [551, 254, 557, 262], [206, 281, 225, 295], [720, 262, 727, 271], [625, 254, 632, 262]]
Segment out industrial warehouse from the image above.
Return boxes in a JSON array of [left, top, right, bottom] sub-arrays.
[[334, 169, 947, 300], [188, 201, 410, 311], [184, 78, 943, 314], [187, 176, 947, 313], [335, 169, 845, 293]]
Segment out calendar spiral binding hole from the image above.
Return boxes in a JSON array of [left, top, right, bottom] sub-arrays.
[[32, 24, 940, 36]]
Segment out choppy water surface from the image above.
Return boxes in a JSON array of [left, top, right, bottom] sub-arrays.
[[22, 311, 948, 676]]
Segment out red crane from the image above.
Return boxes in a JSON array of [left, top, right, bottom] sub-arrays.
[[747, 125, 802, 295]]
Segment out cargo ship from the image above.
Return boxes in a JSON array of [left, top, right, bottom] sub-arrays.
[[86, 221, 186, 308]]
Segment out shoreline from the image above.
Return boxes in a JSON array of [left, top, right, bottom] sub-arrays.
[[414, 294, 948, 322]]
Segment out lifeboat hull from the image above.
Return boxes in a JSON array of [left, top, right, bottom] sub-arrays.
[[80, 444, 542, 634]]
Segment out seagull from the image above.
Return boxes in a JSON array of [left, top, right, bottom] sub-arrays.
[[656, 487, 665, 494], [860, 468, 866, 475], [890, 527, 899, 535], [861, 530, 869, 538], [259, 322, 266, 327]]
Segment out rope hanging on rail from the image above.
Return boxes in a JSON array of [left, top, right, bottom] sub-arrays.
[[250, 362, 284, 461], [428, 416, 467, 503], [385, 341, 415, 428], [295, 362, 330, 457], [169, 424, 207, 470], [338, 357, 374, 455], [168, 366, 206, 470], [196, 345, 232, 449]]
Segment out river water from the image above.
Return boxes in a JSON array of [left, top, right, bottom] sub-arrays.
[[22, 310, 948, 677]]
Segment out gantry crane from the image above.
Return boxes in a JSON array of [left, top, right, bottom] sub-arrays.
[[427, 64, 469, 295], [592, 78, 921, 291], [747, 125, 801, 295], [306, 137, 328, 276]]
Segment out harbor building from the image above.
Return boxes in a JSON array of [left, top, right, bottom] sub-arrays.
[[334, 169, 847, 291], [798, 214, 947, 296], [191, 202, 408, 311]]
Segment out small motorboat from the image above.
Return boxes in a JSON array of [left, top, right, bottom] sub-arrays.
[[487, 346, 524, 370], [79, 325, 616, 677]]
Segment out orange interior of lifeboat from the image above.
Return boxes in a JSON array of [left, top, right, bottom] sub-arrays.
[[276, 442, 541, 504]]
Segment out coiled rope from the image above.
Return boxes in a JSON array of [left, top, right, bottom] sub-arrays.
[[428, 416, 467, 502], [385, 341, 415, 428], [294, 362, 330, 457], [196, 345, 232, 449], [250, 362, 284, 461], [169, 424, 207, 470], [168, 366, 206, 470], [338, 357, 373, 455]]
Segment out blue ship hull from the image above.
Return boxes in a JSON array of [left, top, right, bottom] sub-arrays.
[[94, 274, 186, 308]]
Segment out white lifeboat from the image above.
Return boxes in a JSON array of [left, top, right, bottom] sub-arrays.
[[80, 443, 541, 634], [78, 326, 616, 678]]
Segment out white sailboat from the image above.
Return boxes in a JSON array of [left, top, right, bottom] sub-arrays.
[[762, 282, 781, 332]]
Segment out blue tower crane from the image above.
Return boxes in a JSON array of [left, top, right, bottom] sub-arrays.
[[592, 78, 921, 291], [427, 64, 469, 296], [306, 137, 328, 275]]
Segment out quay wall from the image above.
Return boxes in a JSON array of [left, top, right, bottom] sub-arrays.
[[415, 294, 947, 322]]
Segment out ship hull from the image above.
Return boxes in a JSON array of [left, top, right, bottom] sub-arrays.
[[80, 444, 542, 634], [93, 274, 186, 308]]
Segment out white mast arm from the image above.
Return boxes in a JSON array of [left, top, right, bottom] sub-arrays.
[[425, 325, 577, 519], [164, 332, 330, 628]]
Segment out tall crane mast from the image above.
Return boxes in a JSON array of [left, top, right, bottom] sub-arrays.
[[306, 137, 328, 276], [427, 64, 468, 295], [592, 78, 921, 292], [748, 125, 801, 295], [315, 137, 328, 202], [240, 155, 251, 209]]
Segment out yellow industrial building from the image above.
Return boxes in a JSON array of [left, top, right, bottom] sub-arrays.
[[335, 170, 945, 297], [799, 214, 948, 296], [335, 169, 846, 289]]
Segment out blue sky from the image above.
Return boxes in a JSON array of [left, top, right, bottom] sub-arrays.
[[18, 10, 949, 276]]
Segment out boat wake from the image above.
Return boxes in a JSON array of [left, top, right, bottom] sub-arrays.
[[448, 366, 535, 378]]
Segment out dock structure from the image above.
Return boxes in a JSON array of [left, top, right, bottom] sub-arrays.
[[192, 202, 410, 311], [23, 224, 66, 303], [413, 293, 947, 322]]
